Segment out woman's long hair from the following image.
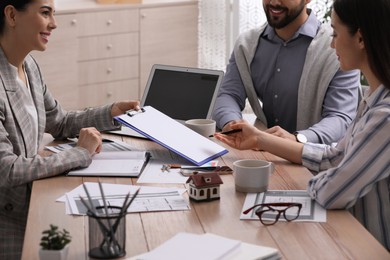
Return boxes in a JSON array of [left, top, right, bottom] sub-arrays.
[[333, 0, 390, 89]]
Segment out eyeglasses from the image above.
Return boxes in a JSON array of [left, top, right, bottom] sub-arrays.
[[243, 202, 302, 225]]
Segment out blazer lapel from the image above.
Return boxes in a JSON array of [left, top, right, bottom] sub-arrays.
[[24, 55, 46, 144], [0, 50, 38, 157]]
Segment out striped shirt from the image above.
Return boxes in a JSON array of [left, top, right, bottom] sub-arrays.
[[303, 85, 390, 251]]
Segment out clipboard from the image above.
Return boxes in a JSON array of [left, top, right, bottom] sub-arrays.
[[114, 106, 228, 166]]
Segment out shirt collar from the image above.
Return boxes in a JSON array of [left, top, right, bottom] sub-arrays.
[[263, 9, 320, 41], [363, 84, 390, 110]]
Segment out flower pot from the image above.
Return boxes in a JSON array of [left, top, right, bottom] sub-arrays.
[[39, 245, 69, 260]]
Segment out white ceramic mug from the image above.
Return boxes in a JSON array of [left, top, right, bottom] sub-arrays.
[[233, 159, 274, 193], [184, 119, 216, 138]]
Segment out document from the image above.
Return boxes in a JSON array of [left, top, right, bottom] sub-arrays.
[[127, 232, 280, 260], [241, 190, 327, 222], [114, 106, 228, 166], [67, 151, 149, 177], [58, 182, 190, 215], [45, 139, 134, 153]]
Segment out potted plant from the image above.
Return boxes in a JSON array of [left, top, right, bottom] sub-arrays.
[[39, 224, 71, 260]]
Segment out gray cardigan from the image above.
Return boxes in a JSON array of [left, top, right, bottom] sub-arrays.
[[234, 23, 340, 130]]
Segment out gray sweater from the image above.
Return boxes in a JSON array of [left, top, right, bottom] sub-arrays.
[[234, 23, 340, 130]]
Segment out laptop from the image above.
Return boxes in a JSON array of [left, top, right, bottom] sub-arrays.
[[109, 64, 224, 138]]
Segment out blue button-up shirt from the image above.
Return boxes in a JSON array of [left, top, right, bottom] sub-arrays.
[[213, 11, 360, 144]]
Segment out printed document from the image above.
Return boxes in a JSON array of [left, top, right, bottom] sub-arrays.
[[58, 182, 189, 215], [241, 190, 326, 222]]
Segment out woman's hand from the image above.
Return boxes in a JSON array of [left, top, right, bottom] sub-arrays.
[[76, 127, 102, 155], [214, 122, 262, 150], [265, 126, 296, 141], [111, 100, 140, 118], [222, 119, 246, 132]]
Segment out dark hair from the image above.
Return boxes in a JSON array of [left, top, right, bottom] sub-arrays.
[[333, 0, 390, 89], [0, 0, 35, 35]]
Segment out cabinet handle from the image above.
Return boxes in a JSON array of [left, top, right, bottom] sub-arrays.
[[71, 19, 77, 26], [106, 68, 113, 74], [107, 92, 113, 98], [141, 14, 146, 19], [107, 44, 113, 50], [106, 19, 113, 26]]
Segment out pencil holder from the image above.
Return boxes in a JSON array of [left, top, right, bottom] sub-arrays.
[[87, 206, 126, 259]]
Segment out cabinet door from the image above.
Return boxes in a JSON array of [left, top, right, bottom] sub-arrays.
[[79, 79, 139, 108], [77, 9, 139, 37], [78, 32, 139, 61], [79, 56, 138, 86], [31, 14, 79, 110], [140, 4, 198, 94]]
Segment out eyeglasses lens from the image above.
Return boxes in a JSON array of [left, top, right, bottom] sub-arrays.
[[256, 205, 300, 224], [257, 207, 279, 225], [284, 205, 300, 221]]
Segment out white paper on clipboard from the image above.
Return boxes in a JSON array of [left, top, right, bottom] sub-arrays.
[[114, 106, 228, 166]]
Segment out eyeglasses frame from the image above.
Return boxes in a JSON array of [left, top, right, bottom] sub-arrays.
[[243, 202, 303, 225]]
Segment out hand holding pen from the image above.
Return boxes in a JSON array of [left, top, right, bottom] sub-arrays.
[[212, 122, 263, 151]]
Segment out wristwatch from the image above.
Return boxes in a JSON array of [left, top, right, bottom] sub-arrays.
[[294, 132, 307, 143]]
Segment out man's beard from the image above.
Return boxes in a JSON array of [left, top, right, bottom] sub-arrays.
[[264, 0, 306, 29]]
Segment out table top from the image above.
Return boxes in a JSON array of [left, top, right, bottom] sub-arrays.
[[21, 133, 389, 259]]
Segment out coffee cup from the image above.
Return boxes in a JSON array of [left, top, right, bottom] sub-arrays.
[[184, 119, 216, 138], [233, 159, 274, 193]]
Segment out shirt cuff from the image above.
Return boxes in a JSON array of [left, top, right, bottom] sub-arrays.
[[301, 143, 326, 172], [217, 114, 242, 130]]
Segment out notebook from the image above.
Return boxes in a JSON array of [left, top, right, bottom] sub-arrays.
[[67, 151, 150, 177], [109, 64, 224, 138]]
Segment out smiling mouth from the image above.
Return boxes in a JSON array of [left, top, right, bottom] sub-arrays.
[[40, 32, 50, 41], [269, 6, 287, 16]]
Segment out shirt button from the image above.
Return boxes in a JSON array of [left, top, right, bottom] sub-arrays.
[[274, 94, 278, 99], [275, 119, 279, 123], [4, 203, 13, 211], [277, 68, 281, 72]]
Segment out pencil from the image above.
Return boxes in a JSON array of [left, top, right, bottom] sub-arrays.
[[98, 182, 119, 255], [209, 129, 242, 137]]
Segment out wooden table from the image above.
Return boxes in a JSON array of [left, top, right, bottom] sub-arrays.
[[21, 134, 389, 259]]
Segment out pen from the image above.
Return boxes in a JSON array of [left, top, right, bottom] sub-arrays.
[[209, 129, 242, 137], [73, 136, 114, 143]]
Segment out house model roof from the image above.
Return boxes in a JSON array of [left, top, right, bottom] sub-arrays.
[[186, 172, 223, 188]]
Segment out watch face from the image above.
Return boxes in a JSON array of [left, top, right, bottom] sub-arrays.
[[296, 133, 307, 143]]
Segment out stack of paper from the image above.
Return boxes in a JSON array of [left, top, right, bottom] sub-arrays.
[[57, 182, 190, 215], [128, 232, 280, 260]]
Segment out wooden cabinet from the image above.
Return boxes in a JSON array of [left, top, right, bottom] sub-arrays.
[[77, 9, 140, 108], [31, 1, 198, 110], [139, 4, 198, 93]]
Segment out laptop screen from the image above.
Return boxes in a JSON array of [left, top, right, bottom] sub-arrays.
[[141, 65, 224, 121]]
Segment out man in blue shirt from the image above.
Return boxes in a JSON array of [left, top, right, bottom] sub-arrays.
[[212, 0, 360, 144]]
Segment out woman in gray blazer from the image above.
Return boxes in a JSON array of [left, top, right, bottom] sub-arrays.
[[0, 0, 139, 258]]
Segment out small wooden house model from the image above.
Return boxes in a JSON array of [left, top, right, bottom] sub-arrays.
[[186, 172, 223, 201]]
